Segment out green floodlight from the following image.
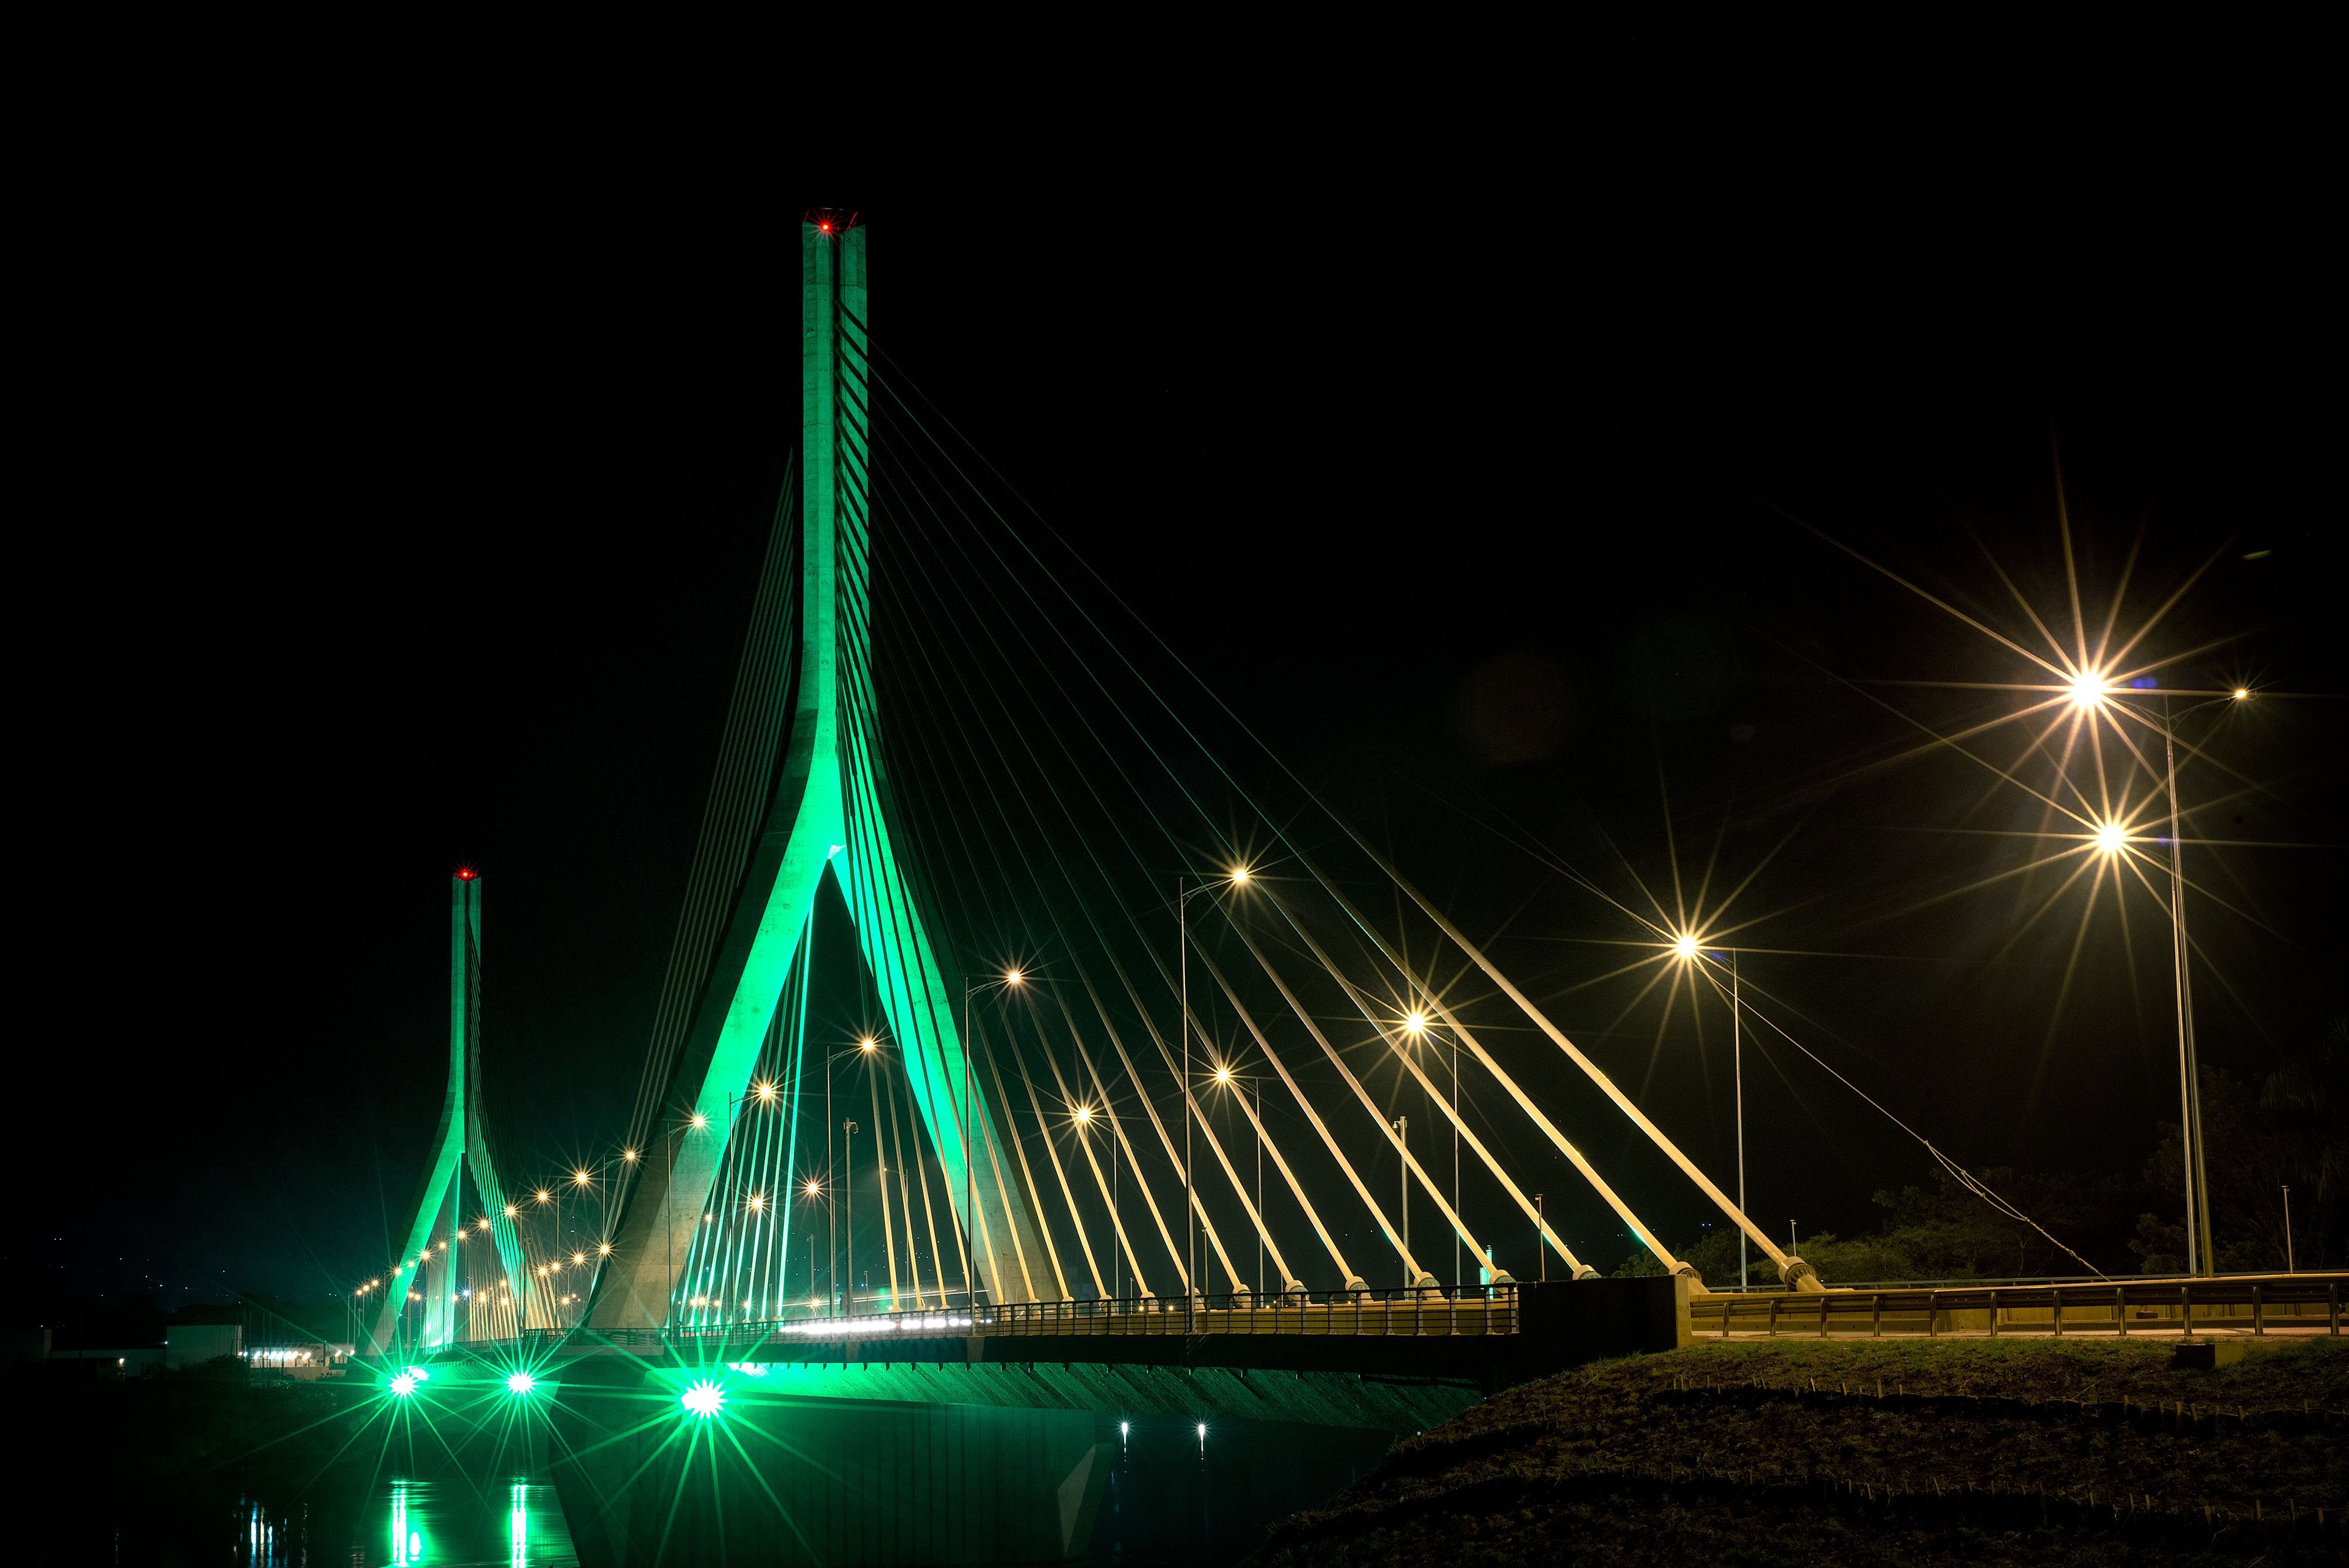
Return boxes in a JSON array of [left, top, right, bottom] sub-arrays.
[[505, 1370, 536, 1395], [681, 1379, 725, 1418], [389, 1371, 419, 1397]]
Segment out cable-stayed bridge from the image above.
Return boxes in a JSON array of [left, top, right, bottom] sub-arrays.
[[352, 215, 1822, 1565]]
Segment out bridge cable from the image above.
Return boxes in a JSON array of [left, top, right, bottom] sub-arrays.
[[1257, 874, 1606, 1276]]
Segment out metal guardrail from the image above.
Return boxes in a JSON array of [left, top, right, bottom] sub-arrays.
[[1694, 1274, 2347, 1340], [438, 1286, 1520, 1358]]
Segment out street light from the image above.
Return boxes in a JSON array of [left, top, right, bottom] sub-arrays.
[[955, 970, 1024, 1313], [2109, 683, 2250, 1277], [843, 1119, 860, 1315], [1177, 868, 1253, 1325], [1402, 1010, 1460, 1291]]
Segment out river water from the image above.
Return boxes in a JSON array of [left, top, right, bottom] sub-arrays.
[[220, 1476, 577, 1566]]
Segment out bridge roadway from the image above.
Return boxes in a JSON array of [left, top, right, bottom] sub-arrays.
[[443, 1281, 1685, 1411]]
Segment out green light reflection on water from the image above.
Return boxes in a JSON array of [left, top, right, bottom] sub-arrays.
[[372, 1478, 573, 1566]]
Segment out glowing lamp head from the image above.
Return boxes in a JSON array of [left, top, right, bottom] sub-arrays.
[[1005, 970, 1024, 985], [748, 1194, 765, 1212], [505, 1204, 517, 1216], [1230, 867, 1251, 886], [1214, 1066, 1232, 1084], [2094, 822, 2127, 853], [859, 1039, 876, 1052], [756, 1081, 776, 1098], [806, 1179, 821, 1195], [623, 1148, 639, 1161], [1672, 934, 1698, 960], [691, 1114, 708, 1129], [1404, 1012, 1426, 1034], [505, 1371, 536, 1395], [2234, 688, 2250, 700], [682, 1379, 726, 1418], [2065, 670, 2111, 708], [1073, 1105, 1092, 1123], [817, 221, 831, 233], [599, 1241, 612, 1254], [536, 1190, 550, 1204], [575, 1170, 591, 1186], [389, 1372, 418, 1397]]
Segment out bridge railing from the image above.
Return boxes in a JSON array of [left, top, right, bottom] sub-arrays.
[[442, 1286, 1525, 1357], [1691, 1273, 2346, 1340]]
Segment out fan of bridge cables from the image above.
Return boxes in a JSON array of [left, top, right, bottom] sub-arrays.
[[613, 359, 1844, 1320]]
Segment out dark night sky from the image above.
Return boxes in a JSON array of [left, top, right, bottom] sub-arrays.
[[15, 146, 2337, 1314]]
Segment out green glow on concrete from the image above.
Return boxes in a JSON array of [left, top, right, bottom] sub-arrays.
[[367, 875, 530, 1356], [592, 218, 1049, 1331]]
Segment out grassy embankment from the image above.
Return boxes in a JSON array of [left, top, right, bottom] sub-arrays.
[[1256, 1337, 2348, 1566]]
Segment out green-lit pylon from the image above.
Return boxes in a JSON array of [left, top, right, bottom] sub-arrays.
[[589, 218, 1051, 1331], [364, 873, 530, 1357]]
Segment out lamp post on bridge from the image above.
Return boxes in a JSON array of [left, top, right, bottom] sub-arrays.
[[1070, 1102, 1125, 1302], [1177, 868, 1253, 1330], [954, 970, 1024, 1314], [1392, 1115, 1409, 1285], [1401, 1010, 1463, 1293], [843, 1119, 859, 1316]]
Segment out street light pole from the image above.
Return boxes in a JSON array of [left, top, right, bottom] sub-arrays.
[[844, 1119, 858, 1316], [1734, 950, 1746, 1292], [827, 1059, 837, 1315], [1394, 1115, 1409, 1283], [1180, 876, 1194, 1328], [1169, 870, 1252, 1318], [962, 982, 974, 1311], [1451, 1028, 1460, 1293], [2162, 693, 2213, 1277]]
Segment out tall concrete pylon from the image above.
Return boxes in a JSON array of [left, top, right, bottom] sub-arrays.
[[365, 872, 530, 1357], [590, 217, 1051, 1333]]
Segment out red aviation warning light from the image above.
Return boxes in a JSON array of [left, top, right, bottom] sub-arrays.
[[456, 868, 477, 880]]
